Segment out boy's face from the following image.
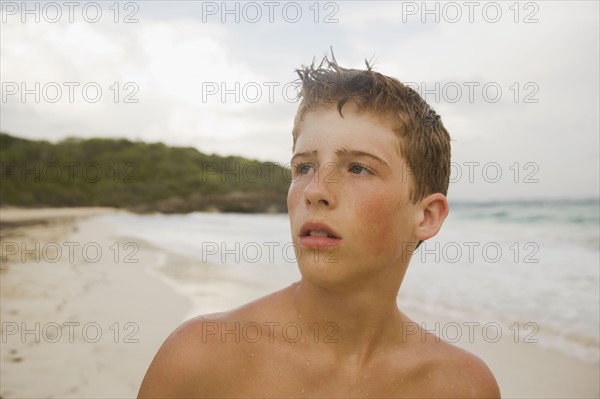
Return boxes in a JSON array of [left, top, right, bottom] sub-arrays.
[[288, 104, 421, 288]]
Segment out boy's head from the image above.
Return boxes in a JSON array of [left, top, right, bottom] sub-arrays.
[[292, 55, 451, 204]]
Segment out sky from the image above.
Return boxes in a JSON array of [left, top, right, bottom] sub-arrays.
[[1, 0, 599, 201]]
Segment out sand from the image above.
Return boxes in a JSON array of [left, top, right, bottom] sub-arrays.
[[1, 208, 191, 398], [1, 208, 598, 398]]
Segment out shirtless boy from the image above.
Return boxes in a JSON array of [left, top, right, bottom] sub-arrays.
[[138, 55, 500, 398]]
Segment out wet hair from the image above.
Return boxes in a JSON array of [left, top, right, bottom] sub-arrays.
[[293, 53, 451, 204]]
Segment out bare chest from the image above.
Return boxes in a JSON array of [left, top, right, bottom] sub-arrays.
[[212, 349, 434, 398]]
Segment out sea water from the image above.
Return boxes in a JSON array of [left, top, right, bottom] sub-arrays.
[[103, 199, 599, 363]]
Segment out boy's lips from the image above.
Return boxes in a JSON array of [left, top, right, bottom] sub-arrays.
[[298, 221, 342, 250]]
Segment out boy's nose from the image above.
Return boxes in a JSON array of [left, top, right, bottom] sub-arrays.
[[303, 174, 336, 208]]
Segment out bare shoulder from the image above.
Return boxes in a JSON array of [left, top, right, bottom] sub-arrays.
[[138, 290, 286, 398], [419, 333, 501, 398], [137, 311, 233, 398]]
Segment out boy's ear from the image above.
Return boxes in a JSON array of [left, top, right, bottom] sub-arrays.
[[414, 193, 449, 242]]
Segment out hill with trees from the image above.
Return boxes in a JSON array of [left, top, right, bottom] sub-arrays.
[[0, 133, 290, 213]]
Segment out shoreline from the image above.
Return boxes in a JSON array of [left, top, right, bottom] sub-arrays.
[[1, 207, 598, 398]]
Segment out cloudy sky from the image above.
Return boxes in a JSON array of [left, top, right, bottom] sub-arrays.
[[1, 0, 598, 201]]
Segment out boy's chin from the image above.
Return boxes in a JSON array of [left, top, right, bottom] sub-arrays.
[[297, 259, 364, 291]]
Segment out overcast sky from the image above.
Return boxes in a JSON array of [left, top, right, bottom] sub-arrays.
[[1, 1, 598, 201]]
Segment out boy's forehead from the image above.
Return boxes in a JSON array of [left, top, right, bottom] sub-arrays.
[[293, 106, 402, 158], [298, 100, 400, 131], [294, 104, 402, 155]]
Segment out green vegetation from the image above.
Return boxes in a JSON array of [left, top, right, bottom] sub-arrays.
[[0, 133, 290, 213]]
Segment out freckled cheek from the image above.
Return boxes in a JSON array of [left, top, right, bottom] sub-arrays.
[[287, 180, 312, 236], [287, 181, 303, 213], [352, 194, 402, 253]]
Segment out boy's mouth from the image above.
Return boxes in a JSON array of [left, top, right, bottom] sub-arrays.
[[299, 222, 340, 239], [299, 222, 341, 250], [307, 230, 337, 238]]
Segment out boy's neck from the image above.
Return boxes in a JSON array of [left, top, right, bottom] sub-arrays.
[[289, 278, 409, 364]]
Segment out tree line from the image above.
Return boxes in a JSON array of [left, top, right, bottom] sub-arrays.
[[0, 133, 290, 213]]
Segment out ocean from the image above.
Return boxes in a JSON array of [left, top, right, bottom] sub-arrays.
[[103, 199, 599, 364]]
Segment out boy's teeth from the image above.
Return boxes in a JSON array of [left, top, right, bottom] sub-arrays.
[[308, 231, 334, 238]]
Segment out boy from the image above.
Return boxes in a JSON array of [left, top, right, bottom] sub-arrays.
[[138, 55, 500, 398]]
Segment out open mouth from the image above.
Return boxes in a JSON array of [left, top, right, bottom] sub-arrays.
[[300, 221, 340, 239], [305, 230, 338, 239], [298, 222, 342, 250]]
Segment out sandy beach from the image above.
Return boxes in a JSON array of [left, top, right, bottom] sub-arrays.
[[1, 208, 598, 398], [1, 208, 191, 398]]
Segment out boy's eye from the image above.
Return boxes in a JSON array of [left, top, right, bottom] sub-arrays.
[[349, 163, 370, 175], [295, 163, 313, 175]]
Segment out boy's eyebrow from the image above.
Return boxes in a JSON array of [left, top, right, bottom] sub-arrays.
[[290, 150, 317, 163], [335, 148, 391, 169], [291, 149, 390, 169]]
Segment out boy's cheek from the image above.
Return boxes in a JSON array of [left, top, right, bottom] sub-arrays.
[[286, 181, 303, 208], [286, 184, 307, 232], [353, 191, 397, 220], [354, 196, 412, 248]]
